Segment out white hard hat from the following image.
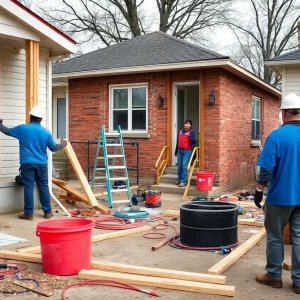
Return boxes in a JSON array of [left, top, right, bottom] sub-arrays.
[[280, 93, 300, 110], [29, 105, 44, 118]]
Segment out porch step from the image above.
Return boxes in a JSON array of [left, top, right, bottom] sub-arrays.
[[164, 166, 197, 176], [160, 173, 197, 185], [151, 183, 220, 197]]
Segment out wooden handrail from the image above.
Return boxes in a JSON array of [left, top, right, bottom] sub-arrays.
[[155, 146, 169, 185], [183, 147, 199, 200]]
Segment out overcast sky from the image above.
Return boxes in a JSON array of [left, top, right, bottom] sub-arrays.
[[30, 0, 249, 56]]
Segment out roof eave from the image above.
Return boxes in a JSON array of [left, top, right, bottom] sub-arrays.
[[53, 59, 280, 97], [1, 0, 77, 55]]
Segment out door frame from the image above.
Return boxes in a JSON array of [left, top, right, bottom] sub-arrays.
[[172, 81, 200, 165]]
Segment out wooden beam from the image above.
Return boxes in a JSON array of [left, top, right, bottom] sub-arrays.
[[238, 219, 264, 227], [52, 178, 67, 186], [208, 228, 266, 275], [90, 261, 226, 285], [167, 71, 172, 167], [0, 250, 42, 263], [58, 193, 90, 205], [26, 40, 39, 123], [283, 260, 292, 271], [18, 225, 152, 254], [78, 270, 235, 296], [12, 281, 53, 297], [64, 143, 110, 214], [200, 71, 205, 169]]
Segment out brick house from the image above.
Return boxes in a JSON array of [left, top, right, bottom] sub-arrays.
[[52, 32, 280, 191]]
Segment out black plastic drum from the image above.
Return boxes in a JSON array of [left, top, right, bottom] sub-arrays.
[[180, 201, 238, 247]]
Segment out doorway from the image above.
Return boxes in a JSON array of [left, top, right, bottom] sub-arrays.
[[172, 82, 200, 165]]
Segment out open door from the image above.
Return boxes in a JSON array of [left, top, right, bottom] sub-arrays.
[[172, 83, 200, 166]]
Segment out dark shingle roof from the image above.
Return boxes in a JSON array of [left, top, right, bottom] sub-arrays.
[[53, 31, 228, 74], [268, 49, 300, 62]]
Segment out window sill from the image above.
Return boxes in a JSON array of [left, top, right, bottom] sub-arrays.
[[250, 141, 260, 147], [122, 133, 150, 139]]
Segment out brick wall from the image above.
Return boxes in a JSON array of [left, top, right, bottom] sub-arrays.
[[68, 68, 279, 189], [216, 69, 279, 191]]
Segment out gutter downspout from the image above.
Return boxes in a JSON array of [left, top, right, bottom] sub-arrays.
[[46, 58, 70, 216]]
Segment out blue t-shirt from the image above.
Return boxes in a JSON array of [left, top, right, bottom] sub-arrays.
[[9, 122, 57, 164], [258, 123, 300, 206]]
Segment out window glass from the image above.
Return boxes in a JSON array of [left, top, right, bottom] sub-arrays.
[[57, 97, 66, 139], [132, 88, 146, 108], [252, 96, 261, 140], [132, 110, 146, 130], [113, 111, 128, 130], [113, 89, 128, 109]]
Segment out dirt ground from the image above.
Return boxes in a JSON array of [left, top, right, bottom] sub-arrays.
[[0, 184, 297, 300]]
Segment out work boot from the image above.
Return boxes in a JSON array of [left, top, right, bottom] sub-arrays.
[[18, 213, 33, 221], [255, 273, 282, 288], [44, 212, 54, 219], [293, 284, 300, 294], [178, 183, 186, 187], [175, 181, 180, 185]]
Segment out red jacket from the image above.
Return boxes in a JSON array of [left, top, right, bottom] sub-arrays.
[[178, 129, 192, 150]]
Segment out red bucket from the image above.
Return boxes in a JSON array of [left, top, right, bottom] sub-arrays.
[[196, 170, 214, 191], [36, 218, 94, 275]]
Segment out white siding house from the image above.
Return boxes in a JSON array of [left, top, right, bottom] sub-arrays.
[[0, 0, 76, 214]]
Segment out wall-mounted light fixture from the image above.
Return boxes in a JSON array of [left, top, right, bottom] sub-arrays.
[[208, 91, 216, 105], [157, 95, 164, 107]]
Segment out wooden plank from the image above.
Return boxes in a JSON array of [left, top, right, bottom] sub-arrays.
[[58, 194, 90, 205], [238, 219, 264, 227], [52, 178, 67, 186], [64, 143, 110, 214], [12, 281, 53, 297], [208, 228, 266, 275], [18, 226, 152, 254], [78, 270, 235, 297], [0, 250, 42, 263], [283, 260, 292, 271], [90, 261, 226, 285]]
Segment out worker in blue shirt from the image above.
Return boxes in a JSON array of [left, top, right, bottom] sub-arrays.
[[254, 93, 300, 294], [175, 120, 197, 187], [0, 105, 67, 221]]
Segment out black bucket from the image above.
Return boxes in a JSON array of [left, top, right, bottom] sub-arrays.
[[180, 201, 238, 247]]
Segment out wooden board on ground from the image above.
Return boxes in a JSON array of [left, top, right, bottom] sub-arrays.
[[65, 143, 110, 214], [238, 219, 264, 227], [0, 250, 42, 263], [18, 225, 152, 254], [283, 260, 292, 271], [208, 228, 266, 275], [12, 281, 53, 297], [78, 270, 235, 297], [90, 260, 226, 285]]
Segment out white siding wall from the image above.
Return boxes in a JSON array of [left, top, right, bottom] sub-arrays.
[[0, 48, 49, 176], [285, 66, 300, 96]]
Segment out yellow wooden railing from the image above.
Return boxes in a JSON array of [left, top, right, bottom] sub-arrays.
[[155, 146, 169, 185], [183, 147, 199, 200]]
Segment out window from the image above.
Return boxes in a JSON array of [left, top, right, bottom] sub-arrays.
[[57, 97, 67, 139], [252, 96, 261, 141], [110, 85, 147, 132]]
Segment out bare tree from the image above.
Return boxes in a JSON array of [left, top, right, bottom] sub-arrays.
[[37, 0, 147, 46], [227, 0, 300, 86], [156, 0, 233, 43], [17, 0, 34, 8]]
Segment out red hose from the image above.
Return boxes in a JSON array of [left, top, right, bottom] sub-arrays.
[[0, 262, 27, 276], [93, 215, 147, 230], [61, 279, 158, 299]]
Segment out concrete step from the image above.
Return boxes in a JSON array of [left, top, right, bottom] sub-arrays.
[[151, 183, 220, 197], [160, 173, 197, 185], [164, 166, 197, 176]]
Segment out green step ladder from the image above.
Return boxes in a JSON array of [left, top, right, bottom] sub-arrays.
[[91, 125, 131, 208]]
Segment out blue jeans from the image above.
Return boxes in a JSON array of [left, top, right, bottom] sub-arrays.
[[177, 149, 192, 184], [21, 163, 52, 216], [264, 202, 300, 285]]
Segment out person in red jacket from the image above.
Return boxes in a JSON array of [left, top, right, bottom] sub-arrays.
[[175, 120, 197, 187]]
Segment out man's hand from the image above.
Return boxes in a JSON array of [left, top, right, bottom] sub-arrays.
[[61, 138, 68, 147], [254, 188, 264, 208]]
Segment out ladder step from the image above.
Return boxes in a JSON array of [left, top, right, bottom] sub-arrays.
[[94, 176, 106, 180], [108, 166, 126, 170], [109, 177, 127, 181], [98, 155, 124, 159], [113, 200, 131, 204], [111, 189, 129, 193], [92, 184, 107, 187], [106, 144, 121, 147]]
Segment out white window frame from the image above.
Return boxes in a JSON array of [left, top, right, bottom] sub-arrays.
[[53, 93, 68, 142], [252, 95, 261, 142], [109, 83, 148, 133]]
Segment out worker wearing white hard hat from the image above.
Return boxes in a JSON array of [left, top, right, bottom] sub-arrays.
[[254, 93, 300, 294], [0, 105, 68, 221]]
